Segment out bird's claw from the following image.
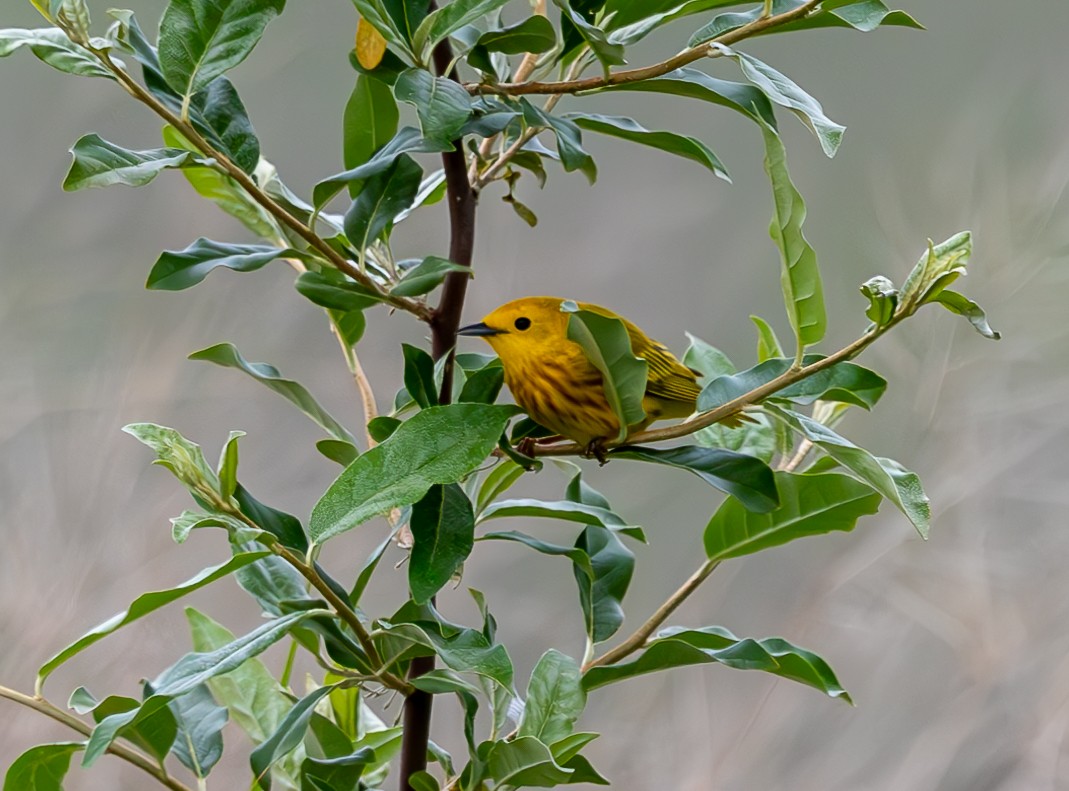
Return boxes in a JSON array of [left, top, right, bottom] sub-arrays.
[[583, 439, 609, 465]]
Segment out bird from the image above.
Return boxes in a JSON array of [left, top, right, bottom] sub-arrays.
[[457, 297, 702, 457]]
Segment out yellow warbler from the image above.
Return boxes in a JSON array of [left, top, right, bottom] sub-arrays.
[[458, 297, 701, 451]]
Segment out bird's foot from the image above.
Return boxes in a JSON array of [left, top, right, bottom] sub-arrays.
[[583, 439, 609, 465]]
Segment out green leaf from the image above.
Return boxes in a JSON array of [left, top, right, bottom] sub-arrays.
[[188, 342, 357, 444], [475, 460, 524, 515], [551, 0, 625, 69], [899, 231, 976, 313], [394, 69, 473, 143], [3, 743, 82, 791], [764, 403, 930, 538], [602, 0, 743, 34], [475, 15, 557, 56], [169, 510, 256, 544], [309, 404, 518, 544], [344, 74, 399, 198], [251, 685, 339, 790], [121, 10, 263, 172], [582, 625, 851, 703], [233, 483, 308, 551], [216, 429, 243, 500], [932, 289, 1001, 340], [563, 305, 648, 442], [35, 551, 268, 691], [0, 27, 112, 77], [402, 343, 437, 409], [523, 103, 597, 182], [301, 748, 376, 791], [410, 0, 512, 58], [761, 123, 827, 349], [519, 650, 585, 744], [62, 134, 207, 190], [377, 619, 514, 690], [409, 669, 483, 696], [147, 238, 290, 291], [773, 0, 923, 34], [602, 67, 777, 127], [391, 256, 472, 297], [231, 547, 310, 617], [704, 471, 881, 560], [479, 531, 595, 579], [478, 498, 640, 535], [459, 365, 505, 405], [487, 736, 574, 786], [317, 439, 360, 466], [367, 415, 402, 443], [575, 526, 634, 643], [162, 124, 277, 234], [698, 356, 887, 412], [186, 608, 296, 749], [407, 771, 441, 791], [860, 275, 898, 327], [343, 154, 423, 250], [122, 422, 219, 496], [158, 0, 286, 100], [153, 610, 322, 698], [725, 47, 845, 157], [611, 445, 779, 513], [410, 483, 476, 604], [683, 332, 736, 383], [694, 413, 777, 465], [565, 112, 729, 181], [294, 271, 382, 311], [83, 695, 177, 768], [162, 684, 227, 778], [751, 315, 784, 361], [314, 127, 452, 208]]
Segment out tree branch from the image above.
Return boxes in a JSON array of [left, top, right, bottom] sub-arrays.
[[86, 46, 433, 322], [399, 9, 480, 790], [465, 0, 822, 97], [583, 560, 720, 671], [529, 326, 884, 458], [0, 685, 194, 791]]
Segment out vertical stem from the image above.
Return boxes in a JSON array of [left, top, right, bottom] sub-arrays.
[[399, 8, 478, 790]]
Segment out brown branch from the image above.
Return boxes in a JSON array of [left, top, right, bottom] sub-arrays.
[[465, 0, 822, 97], [583, 560, 720, 671], [0, 685, 194, 791], [87, 47, 433, 322], [399, 7, 480, 789], [530, 327, 882, 458]]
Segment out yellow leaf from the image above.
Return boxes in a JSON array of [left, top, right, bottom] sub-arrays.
[[356, 16, 387, 70]]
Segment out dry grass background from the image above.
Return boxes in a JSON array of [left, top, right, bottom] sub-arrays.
[[1, 1, 1067, 788]]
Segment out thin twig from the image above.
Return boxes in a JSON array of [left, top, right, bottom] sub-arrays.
[[474, 54, 588, 190], [781, 438, 814, 472], [583, 560, 720, 671], [86, 46, 432, 322], [466, 0, 547, 184], [465, 0, 822, 97], [0, 685, 194, 791], [270, 545, 414, 695]]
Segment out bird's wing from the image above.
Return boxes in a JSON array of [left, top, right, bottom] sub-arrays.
[[641, 341, 701, 404]]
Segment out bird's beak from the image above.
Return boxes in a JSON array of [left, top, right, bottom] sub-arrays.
[[457, 322, 505, 337]]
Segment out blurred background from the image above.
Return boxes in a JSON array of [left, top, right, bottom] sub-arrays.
[[2, 1, 1067, 788]]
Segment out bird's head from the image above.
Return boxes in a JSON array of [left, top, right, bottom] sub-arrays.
[[458, 297, 571, 363]]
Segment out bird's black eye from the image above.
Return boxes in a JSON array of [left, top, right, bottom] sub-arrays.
[[514, 317, 531, 331]]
